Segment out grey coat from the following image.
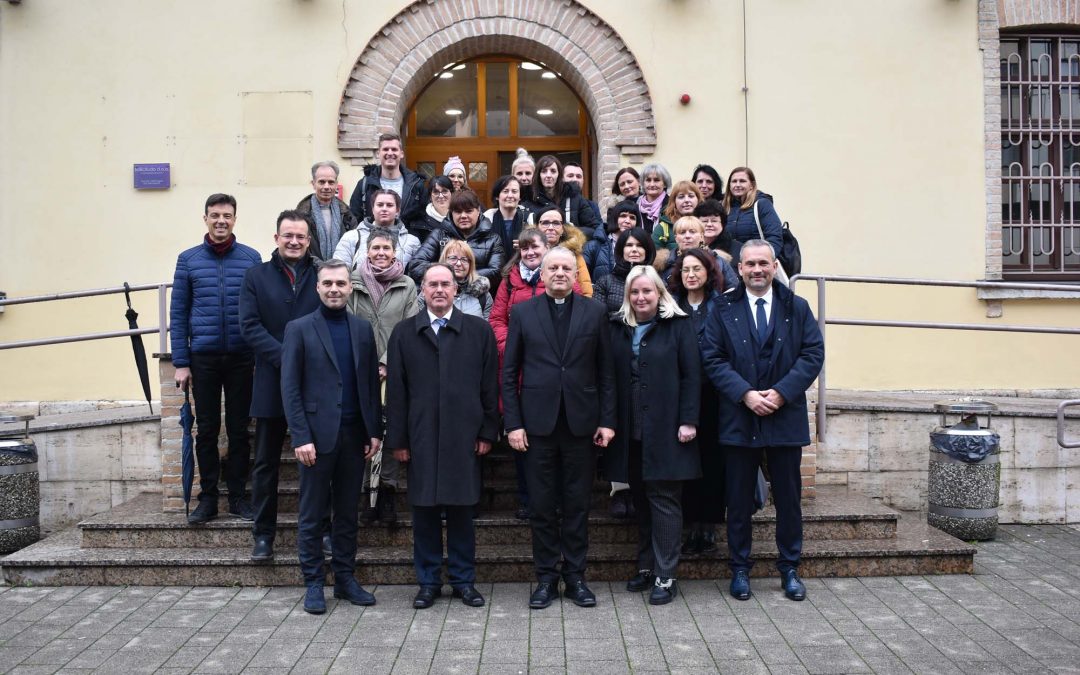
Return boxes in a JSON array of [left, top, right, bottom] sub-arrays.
[[347, 271, 418, 365]]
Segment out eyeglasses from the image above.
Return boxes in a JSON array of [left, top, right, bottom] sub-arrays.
[[278, 233, 309, 242], [445, 256, 470, 265], [538, 220, 563, 228], [432, 190, 451, 198]]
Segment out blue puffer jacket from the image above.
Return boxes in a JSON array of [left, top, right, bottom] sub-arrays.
[[170, 238, 262, 367]]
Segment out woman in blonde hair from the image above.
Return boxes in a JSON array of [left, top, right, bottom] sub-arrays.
[[416, 240, 492, 319], [659, 216, 739, 290], [604, 264, 701, 605]]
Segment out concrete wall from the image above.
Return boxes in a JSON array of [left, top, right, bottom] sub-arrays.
[[821, 405, 1080, 522], [0, 0, 1077, 403]]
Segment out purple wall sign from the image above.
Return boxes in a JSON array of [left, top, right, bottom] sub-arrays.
[[134, 163, 171, 190]]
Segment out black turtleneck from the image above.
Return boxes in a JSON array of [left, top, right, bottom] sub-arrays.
[[321, 304, 361, 425]]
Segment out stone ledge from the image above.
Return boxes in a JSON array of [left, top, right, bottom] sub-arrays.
[[823, 389, 1080, 419], [976, 287, 1080, 301], [0, 406, 159, 436]]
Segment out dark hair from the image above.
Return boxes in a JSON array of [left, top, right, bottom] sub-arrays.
[[691, 164, 723, 196], [694, 198, 726, 220], [204, 193, 237, 215], [668, 248, 724, 297], [276, 209, 313, 235], [533, 155, 565, 202], [490, 175, 521, 205], [366, 227, 397, 250], [449, 188, 481, 213], [422, 262, 456, 283], [611, 167, 640, 197], [605, 201, 639, 235], [371, 188, 400, 209], [534, 205, 563, 224], [316, 258, 349, 275], [500, 227, 547, 277], [377, 132, 403, 147], [428, 175, 453, 194], [614, 227, 656, 266]]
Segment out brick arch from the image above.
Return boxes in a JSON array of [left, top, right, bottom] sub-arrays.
[[337, 0, 656, 203], [998, 0, 1080, 28]]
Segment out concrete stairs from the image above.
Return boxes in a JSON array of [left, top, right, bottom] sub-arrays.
[[1, 448, 975, 586]]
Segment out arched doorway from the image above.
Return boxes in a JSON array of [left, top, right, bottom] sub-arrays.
[[337, 0, 656, 206], [404, 57, 593, 205]]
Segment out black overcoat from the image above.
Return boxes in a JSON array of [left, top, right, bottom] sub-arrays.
[[384, 310, 500, 506], [605, 313, 702, 483]]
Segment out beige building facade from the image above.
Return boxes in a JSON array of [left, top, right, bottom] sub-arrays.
[[0, 0, 1078, 402]]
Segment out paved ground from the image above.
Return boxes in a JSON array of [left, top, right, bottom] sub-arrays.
[[1, 524, 1079, 674]]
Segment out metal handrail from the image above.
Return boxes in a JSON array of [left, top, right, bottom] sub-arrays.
[[1057, 400, 1080, 449], [0, 282, 172, 354], [788, 274, 1080, 443]]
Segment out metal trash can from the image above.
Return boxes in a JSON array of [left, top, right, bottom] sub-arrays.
[[927, 399, 1000, 540], [0, 413, 40, 553]]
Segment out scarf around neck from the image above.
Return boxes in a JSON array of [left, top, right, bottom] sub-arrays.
[[310, 194, 342, 260], [519, 261, 541, 286], [356, 256, 404, 309], [204, 233, 236, 256], [637, 191, 666, 224]]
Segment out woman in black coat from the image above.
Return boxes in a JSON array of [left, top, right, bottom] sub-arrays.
[[605, 265, 701, 605], [592, 228, 657, 314], [668, 248, 727, 555], [523, 154, 601, 239], [584, 200, 639, 281], [407, 189, 505, 290]]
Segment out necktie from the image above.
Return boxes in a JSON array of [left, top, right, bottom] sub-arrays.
[[755, 298, 768, 343], [433, 317, 448, 335]]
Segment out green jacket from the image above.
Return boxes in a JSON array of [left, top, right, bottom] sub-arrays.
[[348, 272, 419, 365]]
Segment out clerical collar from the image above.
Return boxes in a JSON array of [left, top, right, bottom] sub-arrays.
[[553, 297, 567, 305]]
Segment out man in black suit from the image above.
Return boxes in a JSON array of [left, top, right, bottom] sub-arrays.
[[701, 239, 824, 603], [502, 246, 616, 609], [385, 264, 500, 610], [280, 258, 383, 614], [240, 210, 322, 562]]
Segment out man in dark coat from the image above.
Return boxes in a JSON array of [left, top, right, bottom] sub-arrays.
[[296, 160, 359, 260], [349, 133, 428, 232], [502, 246, 616, 610], [385, 263, 500, 610], [239, 209, 322, 562], [701, 239, 824, 603], [280, 259, 383, 614]]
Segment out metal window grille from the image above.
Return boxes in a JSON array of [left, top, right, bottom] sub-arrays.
[[1001, 34, 1080, 280]]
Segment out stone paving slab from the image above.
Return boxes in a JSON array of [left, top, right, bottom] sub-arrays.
[[2, 524, 1080, 674]]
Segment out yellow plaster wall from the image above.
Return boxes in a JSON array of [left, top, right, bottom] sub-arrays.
[[0, 0, 1076, 400]]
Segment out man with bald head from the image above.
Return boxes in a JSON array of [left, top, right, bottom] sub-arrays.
[[502, 246, 616, 610]]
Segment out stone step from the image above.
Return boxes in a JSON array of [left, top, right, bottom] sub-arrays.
[[79, 492, 898, 549], [0, 515, 974, 586]]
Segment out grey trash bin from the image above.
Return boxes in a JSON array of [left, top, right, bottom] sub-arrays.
[[0, 413, 40, 554], [927, 399, 1000, 541]]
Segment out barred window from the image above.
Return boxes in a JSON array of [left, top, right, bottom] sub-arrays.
[[1001, 35, 1080, 280]]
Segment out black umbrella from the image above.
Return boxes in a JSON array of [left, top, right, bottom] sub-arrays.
[[123, 283, 154, 414], [180, 389, 196, 517]]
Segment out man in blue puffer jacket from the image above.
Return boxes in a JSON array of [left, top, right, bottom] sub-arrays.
[[171, 193, 262, 525]]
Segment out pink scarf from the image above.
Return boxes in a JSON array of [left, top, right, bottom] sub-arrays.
[[356, 257, 404, 309], [638, 191, 667, 224]]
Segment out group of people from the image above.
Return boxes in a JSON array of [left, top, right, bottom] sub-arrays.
[[169, 131, 823, 615]]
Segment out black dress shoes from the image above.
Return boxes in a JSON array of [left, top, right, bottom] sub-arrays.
[[730, 569, 752, 601], [250, 537, 273, 562], [452, 585, 486, 607], [781, 569, 806, 601], [187, 500, 217, 525], [626, 570, 655, 592], [333, 577, 376, 606], [563, 580, 597, 607], [529, 581, 558, 609], [413, 586, 442, 609]]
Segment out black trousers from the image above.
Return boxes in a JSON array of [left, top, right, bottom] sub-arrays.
[[412, 504, 476, 588], [297, 421, 365, 584], [628, 440, 684, 578], [189, 352, 254, 502], [524, 413, 595, 583], [251, 416, 288, 539], [725, 445, 803, 574]]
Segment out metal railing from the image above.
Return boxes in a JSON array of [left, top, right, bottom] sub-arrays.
[[0, 282, 172, 354], [788, 274, 1080, 442], [1058, 400, 1080, 449]]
